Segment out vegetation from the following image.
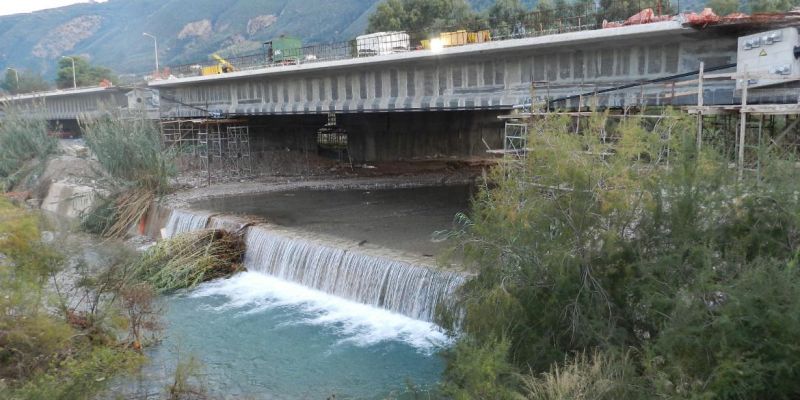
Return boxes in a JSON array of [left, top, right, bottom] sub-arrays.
[[367, 0, 620, 37], [0, 198, 146, 398], [167, 355, 210, 400], [0, 110, 57, 192], [133, 229, 245, 293], [367, 0, 475, 33], [1, 69, 51, 95], [80, 112, 175, 238], [56, 56, 117, 89], [441, 111, 800, 399], [747, 0, 800, 12]]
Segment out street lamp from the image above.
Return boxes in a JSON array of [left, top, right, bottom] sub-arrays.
[[142, 32, 159, 72], [61, 56, 76, 89], [6, 67, 19, 91]]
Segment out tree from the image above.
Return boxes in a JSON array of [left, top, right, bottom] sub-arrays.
[[366, 0, 477, 34], [488, 0, 526, 36], [748, 0, 800, 12], [707, 0, 741, 14], [56, 56, 118, 89], [2, 69, 51, 95]]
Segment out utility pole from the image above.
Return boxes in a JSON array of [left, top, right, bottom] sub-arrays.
[[61, 56, 77, 89], [143, 32, 159, 73]]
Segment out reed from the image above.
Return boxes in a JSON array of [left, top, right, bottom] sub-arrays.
[[80, 112, 176, 238], [133, 229, 245, 292], [0, 108, 57, 191]]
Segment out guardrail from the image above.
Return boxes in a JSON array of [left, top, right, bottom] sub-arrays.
[[165, 0, 679, 79]]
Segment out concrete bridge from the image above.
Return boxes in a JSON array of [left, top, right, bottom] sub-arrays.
[[151, 21, 746, 117], [2, 21, 798, 163]]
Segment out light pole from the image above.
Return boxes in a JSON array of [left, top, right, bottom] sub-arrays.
[[6, 67, 19, 92], [143, 32, 159, 72], [61, 56, 76, 89]]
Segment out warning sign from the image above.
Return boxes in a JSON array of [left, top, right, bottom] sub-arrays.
[[759, 49, 768, 57]]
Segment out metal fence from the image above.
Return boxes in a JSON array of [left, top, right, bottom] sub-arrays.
[[166, 0, 678, 79]]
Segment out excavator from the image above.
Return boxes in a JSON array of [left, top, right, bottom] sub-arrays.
[[201, 54, 235, 76]]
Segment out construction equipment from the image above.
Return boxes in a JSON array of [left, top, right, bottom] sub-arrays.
[[201, 54, 236, 76]]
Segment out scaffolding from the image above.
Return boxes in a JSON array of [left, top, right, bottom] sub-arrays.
[[316, 113, 349, 161], [686, 65, 800, 180], [491, 62, 800, 182], [161, 118, 253, 184]]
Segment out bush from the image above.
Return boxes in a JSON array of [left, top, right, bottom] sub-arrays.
[[0, 198, 147, 398], [6, 346, 144, 400], [648, 260, 800, 399], [442, 111, 800, 398], [441, 338, 519, 400]]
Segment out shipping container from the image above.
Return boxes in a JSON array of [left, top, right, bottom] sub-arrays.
[[265, 35, 303, 64]]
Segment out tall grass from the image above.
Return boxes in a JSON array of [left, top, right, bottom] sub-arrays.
[[0, 108, 57, 191], [80, 112, 175, 238], [521, 352, 640, 400], [80, 112, 174, 193]]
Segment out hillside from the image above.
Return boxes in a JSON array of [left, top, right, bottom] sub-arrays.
[[0, 0, 383, 77]]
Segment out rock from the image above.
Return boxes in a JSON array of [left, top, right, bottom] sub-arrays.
[[32, 15, 103, 59]]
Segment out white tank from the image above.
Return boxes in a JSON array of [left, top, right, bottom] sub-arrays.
[[356, 31, 411, 57]]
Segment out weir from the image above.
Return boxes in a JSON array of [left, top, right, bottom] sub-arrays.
[[163, 208, 466, 322], [162, 209, 212, 238]]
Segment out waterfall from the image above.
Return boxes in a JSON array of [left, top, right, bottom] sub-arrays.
[[244, 225, 466, 322], [163, 209, 211, 238]]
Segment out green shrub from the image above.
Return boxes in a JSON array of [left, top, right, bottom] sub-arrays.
[[648, 260, 800, 399], [441, 338, 519, 399], [5, 346, 144, 400], [0, 198, 147, 398], [443, 110, 800, 398]]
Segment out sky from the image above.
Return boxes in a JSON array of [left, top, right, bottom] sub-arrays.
[[0, 0, 107, 16]]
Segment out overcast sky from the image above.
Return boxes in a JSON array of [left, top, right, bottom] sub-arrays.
[[0, 0, 108, 16]]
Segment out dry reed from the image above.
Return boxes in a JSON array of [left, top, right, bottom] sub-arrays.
[[133, 229, 245, 292]]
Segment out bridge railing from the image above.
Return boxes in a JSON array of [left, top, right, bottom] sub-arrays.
[[166, 0, 678, 79]]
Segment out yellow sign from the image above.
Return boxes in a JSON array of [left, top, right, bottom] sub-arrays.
[[759, 49, 768, 57]]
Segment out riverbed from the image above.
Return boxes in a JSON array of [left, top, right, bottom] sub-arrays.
[[190, 184, 473, 259]]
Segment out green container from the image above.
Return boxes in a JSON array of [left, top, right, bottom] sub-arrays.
[[268, 35, 303, 63]]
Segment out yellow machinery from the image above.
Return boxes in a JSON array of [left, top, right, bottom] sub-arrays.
[[201, 54, 236, 76], [422, 30, 491, 49]]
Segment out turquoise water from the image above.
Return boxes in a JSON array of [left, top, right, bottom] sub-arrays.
[[141, 272, 448, 399]]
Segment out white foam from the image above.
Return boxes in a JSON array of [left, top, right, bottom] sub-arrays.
[[189, 272, 453, 353]]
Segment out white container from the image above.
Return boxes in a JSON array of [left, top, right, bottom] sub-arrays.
[[356, 31, 410, 56]]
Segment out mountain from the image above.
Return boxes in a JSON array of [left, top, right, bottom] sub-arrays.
[[0, 0, 383, 77]]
